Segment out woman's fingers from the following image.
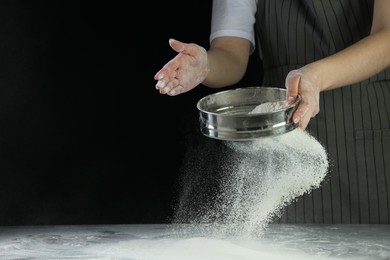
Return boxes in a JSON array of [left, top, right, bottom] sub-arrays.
[[154, 39, 209, 96]]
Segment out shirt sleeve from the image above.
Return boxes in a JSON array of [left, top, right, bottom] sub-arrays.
[[210, 0, 257, 53]]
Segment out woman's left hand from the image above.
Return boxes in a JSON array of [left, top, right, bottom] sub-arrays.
[[285, 68, 321, 129]]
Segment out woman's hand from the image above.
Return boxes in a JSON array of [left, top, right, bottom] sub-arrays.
[[154, 38, 209, 96], [285, 68, 321, 129]]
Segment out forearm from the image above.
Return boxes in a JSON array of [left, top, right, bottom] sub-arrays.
[[202, 37, 251, 88], [308, 30, 390, 92]]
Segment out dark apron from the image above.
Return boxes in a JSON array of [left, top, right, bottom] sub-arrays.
[[255, 0, 390, 224]]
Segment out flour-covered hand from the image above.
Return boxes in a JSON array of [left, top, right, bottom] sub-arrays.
[[285, 68, 320, 129], [154, 39, 209, 96]]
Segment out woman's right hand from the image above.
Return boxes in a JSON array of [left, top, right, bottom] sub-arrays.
[[154, 38, 209, 96]]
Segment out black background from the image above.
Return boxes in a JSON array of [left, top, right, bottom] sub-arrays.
[[0, 1, 262, 225]]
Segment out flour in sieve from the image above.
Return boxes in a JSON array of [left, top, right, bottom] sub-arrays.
[[249, 100, 289, 114]]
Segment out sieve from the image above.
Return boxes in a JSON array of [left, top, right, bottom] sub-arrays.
[[196, 86, 301, 141]]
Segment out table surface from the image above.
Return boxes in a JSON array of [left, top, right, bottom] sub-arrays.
[[0, 224, 389, 260]]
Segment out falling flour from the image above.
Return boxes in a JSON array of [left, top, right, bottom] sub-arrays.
[[173, 128, 329, 239]]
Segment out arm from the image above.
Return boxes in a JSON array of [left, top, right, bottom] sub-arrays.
[[286, 0, 390, 129], [202, 36, 251, 88], [154, 37, 251, 96]]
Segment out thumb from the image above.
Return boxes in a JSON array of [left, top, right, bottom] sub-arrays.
[[169, 38, 185, 53], [169, 38, 202, 57], [285, 70, 301, 104]]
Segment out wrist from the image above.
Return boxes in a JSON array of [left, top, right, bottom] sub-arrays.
[[300, 63, 327, 92]]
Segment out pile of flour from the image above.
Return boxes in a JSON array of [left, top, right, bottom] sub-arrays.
[[173, 128, 329, 239]]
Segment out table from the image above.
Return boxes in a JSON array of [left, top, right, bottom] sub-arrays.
[[0, 224, 389, 259]]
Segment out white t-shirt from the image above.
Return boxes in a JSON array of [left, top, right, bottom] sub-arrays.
[[210, 0, 257, 52]]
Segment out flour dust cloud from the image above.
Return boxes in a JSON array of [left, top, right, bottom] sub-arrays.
[[173, 128, 329, 238]]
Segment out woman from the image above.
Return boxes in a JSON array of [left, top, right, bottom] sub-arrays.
[[154, 0, 390, 224]]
